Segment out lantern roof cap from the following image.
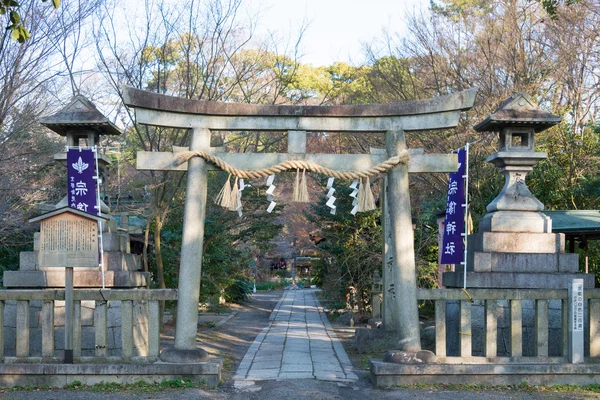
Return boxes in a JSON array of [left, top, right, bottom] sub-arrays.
[[474, 93, 561, 132], [40, 95, 122, 136]]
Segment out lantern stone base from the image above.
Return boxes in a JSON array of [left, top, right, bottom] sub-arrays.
[[479, 211, 552, 233], [446, 227, 591, 290], [468, 251, 579, 273], [442, 271, 595, 289], [469, 231, 565, 254]]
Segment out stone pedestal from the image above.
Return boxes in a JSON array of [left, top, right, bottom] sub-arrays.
[[3, 213, 149, 357], [443, 221, 595, 289], [479, 211, 551, 233], [5, 221, 149, 289], [4, 219, 149, 358]]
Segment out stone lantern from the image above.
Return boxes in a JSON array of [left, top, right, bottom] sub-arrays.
[[5, 95, 149, 289], [443, 93, 594, 289], [474, 93, 561, 234], [2, 95, 150, 358], [39, 95, 122, 213]]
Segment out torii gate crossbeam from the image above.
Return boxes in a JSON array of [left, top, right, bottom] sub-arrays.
[[123, 86, 476, 363]]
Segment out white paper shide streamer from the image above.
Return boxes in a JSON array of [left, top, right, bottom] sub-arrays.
[[349, 179, 359, 215], [265, 174, 277, 213], [236, 178, 247, 216], [325, 177, 336, 215]]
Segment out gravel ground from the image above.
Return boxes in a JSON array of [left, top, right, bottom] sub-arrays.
[[1, 291, 598, 400]]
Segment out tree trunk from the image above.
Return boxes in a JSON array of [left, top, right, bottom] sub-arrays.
[[142, 217, 151, 275], [154, 214, 167, 330], [154, 215, 166, 290]]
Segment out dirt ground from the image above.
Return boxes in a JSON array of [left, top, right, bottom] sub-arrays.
[[168, 291, 283, 386], [1, 291, 599, 399]]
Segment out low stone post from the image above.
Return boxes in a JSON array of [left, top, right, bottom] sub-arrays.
[[160, 128, 210, 363], [569, 279, 584, 363]]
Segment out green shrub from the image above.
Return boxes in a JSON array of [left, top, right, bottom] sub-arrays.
[[274, 269, 289, 278], [280, 278, 292, 286], [223, 278, 252, 303], [329, 301, 347, 310], [255, 281, 285, 291], [310, 258, 327, 288]]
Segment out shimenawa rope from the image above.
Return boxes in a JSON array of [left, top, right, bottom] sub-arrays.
[[172, 149, 410, 180], [174, 149, 410, 213]]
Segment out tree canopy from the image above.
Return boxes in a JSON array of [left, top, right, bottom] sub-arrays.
[[1, 0, 60, 42]]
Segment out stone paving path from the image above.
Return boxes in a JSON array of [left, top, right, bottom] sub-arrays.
[[234, 289, 358, 383]]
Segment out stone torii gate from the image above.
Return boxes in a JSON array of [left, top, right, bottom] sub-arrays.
[[123, 86, 476, 363]]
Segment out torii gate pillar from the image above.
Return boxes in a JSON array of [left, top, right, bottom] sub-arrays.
[[160, 128, 211, 362], [386, 129, 420, 351]]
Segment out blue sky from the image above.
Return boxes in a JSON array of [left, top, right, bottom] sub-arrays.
[[246, 0, 427, 66]]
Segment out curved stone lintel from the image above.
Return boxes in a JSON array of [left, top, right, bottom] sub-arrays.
[[122, 85, 477, 118]]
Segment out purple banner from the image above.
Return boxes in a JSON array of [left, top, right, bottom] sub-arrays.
[[441, 148, 466, 264], [67, 149, 98, 215]]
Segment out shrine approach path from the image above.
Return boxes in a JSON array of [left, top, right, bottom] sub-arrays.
[[233, 288, 358, 384]]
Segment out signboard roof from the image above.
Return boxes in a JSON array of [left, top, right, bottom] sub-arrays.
[[29, 206, 108, 224]]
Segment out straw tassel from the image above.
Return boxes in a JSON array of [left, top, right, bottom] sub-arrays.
[[299, 169, 309, 202], [293, 169, 301, 202], [292, 169, 309, 203], [215, 174, 232, 209], [229, 177, 241, 211], [357, 177, 376, 212]]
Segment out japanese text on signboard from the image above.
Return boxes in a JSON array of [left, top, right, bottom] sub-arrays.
[[441, 149, 466, 264], [573, 281, 584, 332], [67, 149, 97, 215]]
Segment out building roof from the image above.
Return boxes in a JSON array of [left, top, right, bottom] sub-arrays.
[[545, 210, 600, 238], [40, 95, 122, 136], [474, 93, 562, 132]]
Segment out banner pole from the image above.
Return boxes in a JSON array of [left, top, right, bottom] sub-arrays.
[[64, 266, 74, 363], [462, 143, 470, 289], [93, 145, 106, 289]]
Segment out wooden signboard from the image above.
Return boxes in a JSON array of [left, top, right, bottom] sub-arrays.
[[36, 210, 100, 268]]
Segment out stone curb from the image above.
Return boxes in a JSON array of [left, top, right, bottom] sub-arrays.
[[214, 311, 238, 328]]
